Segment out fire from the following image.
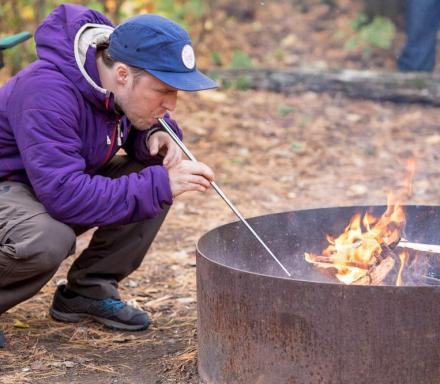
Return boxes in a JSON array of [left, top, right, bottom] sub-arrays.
[[305, 193, 406, 284], [305, 159, 415, 284], [305, 159, 415, 285], [396, 251, 409, 286]]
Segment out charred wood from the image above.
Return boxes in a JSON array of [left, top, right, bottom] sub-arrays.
[[309, 255, 370, 270], [354, 255, 395, 285]]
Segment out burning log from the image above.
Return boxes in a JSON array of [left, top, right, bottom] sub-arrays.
[[353, 243, 399, 285], [304, 164, 440, 286], [308, 255, 370, 270], [353, 255, 395, 285], [306, 244, 399, 286]]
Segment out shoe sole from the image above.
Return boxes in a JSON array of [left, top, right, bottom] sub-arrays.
[[49, 308, 150, 331]]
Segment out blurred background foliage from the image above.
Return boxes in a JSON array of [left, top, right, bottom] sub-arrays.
[[0, 0, 213, 75], [0, 0, 404, 77]]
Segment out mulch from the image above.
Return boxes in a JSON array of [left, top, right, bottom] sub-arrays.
[[2, 1, 440, 383], [2, 88, 439, 383]]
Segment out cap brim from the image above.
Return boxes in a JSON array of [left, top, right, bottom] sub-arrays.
[[147, 68, 218, 91]]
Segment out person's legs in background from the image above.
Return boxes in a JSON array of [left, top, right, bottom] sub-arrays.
[[398, 0, 440, 71]]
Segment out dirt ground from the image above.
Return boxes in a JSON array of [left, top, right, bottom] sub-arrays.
[[1, 1, 440, 383]]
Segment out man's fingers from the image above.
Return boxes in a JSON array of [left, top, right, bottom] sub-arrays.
[[163, 148, 181, 168], [186, 161, 215, 181], [184, 174, 211, 189], [162, 151, 172, 167], [149, 137, 159, 156], [168, 160, 215, 197], [197, 163, 215, 182], [178, 180, 209, 193]]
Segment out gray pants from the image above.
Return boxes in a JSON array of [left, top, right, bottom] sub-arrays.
[[0, 156, 169, 314]]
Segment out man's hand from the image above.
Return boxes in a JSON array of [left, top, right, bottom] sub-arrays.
[[147, 131, 182, 168], [168, 160, 215, 197]]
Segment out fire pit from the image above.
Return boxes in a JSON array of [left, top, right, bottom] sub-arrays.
[[196, 205, 440, 384]]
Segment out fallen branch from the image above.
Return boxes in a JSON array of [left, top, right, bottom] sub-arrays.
[[209, 68, 440, 105]]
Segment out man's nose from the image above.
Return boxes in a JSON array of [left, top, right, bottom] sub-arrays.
[[163, 92, 178, 111]]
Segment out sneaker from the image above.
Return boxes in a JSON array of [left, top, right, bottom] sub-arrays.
[[0, 331, 5, 348], [50, 285, 150, 331]]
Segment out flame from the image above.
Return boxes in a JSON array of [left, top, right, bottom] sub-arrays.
[[305, 193, 406, 285], [396, 251, 409, 286], [403, 158, 416, 198], [305, 158, 416, 285]]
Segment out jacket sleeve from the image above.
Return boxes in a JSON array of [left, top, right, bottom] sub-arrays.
[[122, 112, 183, 165], [8, 85, 173, 227]]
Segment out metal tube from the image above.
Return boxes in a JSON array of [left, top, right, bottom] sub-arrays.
[[158, 118, 291, 277]]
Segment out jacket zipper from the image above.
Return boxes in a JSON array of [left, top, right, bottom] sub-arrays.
[[103, 119, 121, 165]]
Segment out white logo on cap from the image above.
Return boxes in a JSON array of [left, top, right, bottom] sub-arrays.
[[182, 45, 195, 69]]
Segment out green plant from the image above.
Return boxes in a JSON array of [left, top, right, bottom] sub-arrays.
[[344, 14, 396, 57], [230, 49, 253, 69], [221, 76, 252, 91], [290, 142, 306, 153], [277, 105, 296, 116], [86, 2, 105, 13], [155, 0, 206, 27], [350, 13, 369, 31], [234, 75, 252, 90], [299, 114, 313, 129], [210, 51, 223, 66], [274, 47, 285, 62]]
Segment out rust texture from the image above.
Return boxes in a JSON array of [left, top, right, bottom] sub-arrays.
[[197, 206, 440, 384]]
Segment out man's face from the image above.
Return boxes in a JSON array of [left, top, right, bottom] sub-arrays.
[[116, 71, 178, 130]]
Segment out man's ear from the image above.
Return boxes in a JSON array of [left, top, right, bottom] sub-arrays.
[[114, 63, 130, 86]]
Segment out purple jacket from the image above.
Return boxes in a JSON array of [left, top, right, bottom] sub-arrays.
[[0, 4, 182, 226]]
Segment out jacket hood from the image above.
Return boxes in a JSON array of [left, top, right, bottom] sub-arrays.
[[35, 4, 114, 111]]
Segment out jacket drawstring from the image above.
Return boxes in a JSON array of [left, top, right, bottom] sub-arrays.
[[117, 120, 122, 146]]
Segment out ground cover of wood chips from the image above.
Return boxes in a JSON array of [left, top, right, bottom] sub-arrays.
[[2, 1, 440, 383], [1, 88, 440, 383]]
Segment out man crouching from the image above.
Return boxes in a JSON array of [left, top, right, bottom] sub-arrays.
[[0, 3, 217, 346]]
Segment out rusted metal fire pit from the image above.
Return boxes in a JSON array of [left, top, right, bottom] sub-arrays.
[[196, 205, 440, 384]]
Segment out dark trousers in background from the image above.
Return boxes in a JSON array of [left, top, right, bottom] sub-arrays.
[[398, 0, 440, 72], [0, 156, 169, 314]]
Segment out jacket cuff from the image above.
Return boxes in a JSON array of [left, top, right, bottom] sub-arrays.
[[144, 126, 166, 149]]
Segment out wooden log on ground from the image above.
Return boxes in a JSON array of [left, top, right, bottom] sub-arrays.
[[363, 0, 405, 26], [209, 68, 440, 105]]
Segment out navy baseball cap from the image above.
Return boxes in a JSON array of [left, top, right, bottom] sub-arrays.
[[108, 14, 218, 92]]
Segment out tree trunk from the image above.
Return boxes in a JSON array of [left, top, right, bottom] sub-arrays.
[[209, 68, 440, 106], [9, 0, 26, 75], [35, 0, 47, 25]]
